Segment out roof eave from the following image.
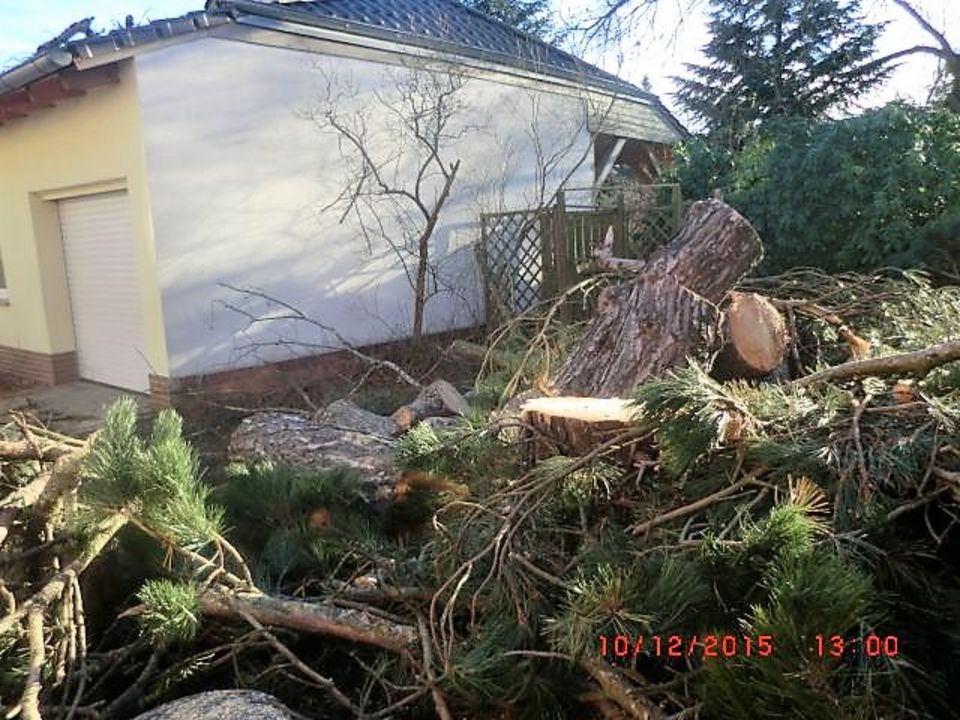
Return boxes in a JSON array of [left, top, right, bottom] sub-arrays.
[[0, 48, 74, 95]]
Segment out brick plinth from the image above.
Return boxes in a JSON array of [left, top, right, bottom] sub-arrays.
[[0, 346, 78, 385]]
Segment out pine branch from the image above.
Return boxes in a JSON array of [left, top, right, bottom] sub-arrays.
[[629, 470, 764, 536], [792, 340, 960, 387], [0, 509, 130, 636], [198, 588, 418, 653]]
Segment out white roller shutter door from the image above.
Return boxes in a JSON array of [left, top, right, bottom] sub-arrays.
[[58, 191, 149, 391]]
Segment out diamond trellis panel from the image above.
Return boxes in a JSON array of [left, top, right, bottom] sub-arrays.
[[482, 210, 546, 315], [479, 185, 683, 324]]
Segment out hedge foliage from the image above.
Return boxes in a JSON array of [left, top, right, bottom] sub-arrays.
[[670, 104, 960, 275]]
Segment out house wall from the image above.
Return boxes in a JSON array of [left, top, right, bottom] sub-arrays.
[[135, 37, 595, 379], [0, 60, 169, 384]]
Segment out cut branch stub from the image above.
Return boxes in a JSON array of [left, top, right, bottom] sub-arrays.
[[551, 200, 763, 398]]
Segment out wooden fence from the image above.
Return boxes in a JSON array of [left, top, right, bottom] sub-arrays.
[[479, 183, 683, 325]]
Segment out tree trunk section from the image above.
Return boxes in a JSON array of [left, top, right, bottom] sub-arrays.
[[551, 201, 763, 398], [712, 292, 789, 380], [551, 275, 723, 397]]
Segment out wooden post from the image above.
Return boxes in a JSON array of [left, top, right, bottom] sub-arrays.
[[477, 215, 498, 329], [540, 209, 556, 301], [670, 184, 683, 234], [554, 192, 574, 322], [614, 191, 628, 257]]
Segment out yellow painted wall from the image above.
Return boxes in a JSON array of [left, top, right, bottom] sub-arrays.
[[0, 59, 168, 376]]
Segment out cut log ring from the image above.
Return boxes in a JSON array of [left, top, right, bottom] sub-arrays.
[[712, 292, 789, 380], [521, 397, 647, 466]]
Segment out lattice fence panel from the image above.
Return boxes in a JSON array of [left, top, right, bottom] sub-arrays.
[[480, 209, 547, 319]]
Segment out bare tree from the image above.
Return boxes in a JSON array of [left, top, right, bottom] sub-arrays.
[[878, 0, 959, 112], [571, 0, 958, 114], [309, 64, 472, 345]]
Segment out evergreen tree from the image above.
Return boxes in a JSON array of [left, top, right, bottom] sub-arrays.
[[461, 0, 554, 40], [674, 0, 888, 148]]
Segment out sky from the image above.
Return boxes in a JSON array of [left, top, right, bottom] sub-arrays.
[[0, 0, 957, 124]]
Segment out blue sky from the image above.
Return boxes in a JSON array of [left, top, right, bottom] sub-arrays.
[[1, 0, 957, 119]]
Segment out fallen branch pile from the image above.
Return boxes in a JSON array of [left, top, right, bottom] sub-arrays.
[[2, 207, 960, 720]]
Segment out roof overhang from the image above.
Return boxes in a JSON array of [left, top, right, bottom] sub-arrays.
[[0, 65, 119, 125], [0, 3, 687, 140]]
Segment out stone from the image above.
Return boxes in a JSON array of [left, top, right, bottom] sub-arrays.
[[131, 690, 297, 720], [314, 398, 399, 437]]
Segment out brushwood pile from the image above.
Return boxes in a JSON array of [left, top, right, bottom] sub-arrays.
[[1, 268, 959, 720]]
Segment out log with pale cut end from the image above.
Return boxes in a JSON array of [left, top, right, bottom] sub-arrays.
[[552, 200, 762, 398], [712, 292, 789, 380], [551, 275, 723, 398], [521, 396, 646, 465], [391, 379, 469, 432]]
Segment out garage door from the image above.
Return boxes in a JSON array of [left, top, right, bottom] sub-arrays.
[[58, 191, 149, 391]]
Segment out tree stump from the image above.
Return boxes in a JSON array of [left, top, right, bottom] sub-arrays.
[[521, 396, 647, 466], [552, 200, 763, 398]]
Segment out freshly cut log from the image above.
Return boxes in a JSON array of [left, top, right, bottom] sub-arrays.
[[552, 275, 723, 398], [552, 200, 763, 398], [521, 396, 645, 465], [712, 292, 789, 380], [391, 379, 469, 432]]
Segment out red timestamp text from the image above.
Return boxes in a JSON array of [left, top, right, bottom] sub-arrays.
[[814, 634, 899, 658], [598, 634, 774, 659]]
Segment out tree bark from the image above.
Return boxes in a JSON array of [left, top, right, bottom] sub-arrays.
[[552, 275, 723, 398], [228, 412, 397, 495], [552, 200, 763, 398], [199, 589, 417, 653]]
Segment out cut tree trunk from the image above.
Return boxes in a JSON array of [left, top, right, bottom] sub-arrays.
[[712, 292, 789, 380], [551, 275, 723, 398], [391, 380, 469, 432], [521, 396, 646, 465], [552, 200, 763, 398]]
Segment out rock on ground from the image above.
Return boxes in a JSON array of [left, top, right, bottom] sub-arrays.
[[314, 398, 400, 437], [131, 690, 297, 720]]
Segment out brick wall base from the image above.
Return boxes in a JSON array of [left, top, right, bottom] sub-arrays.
[[0, 346, 78, 385], [160, 327, 482, 407]]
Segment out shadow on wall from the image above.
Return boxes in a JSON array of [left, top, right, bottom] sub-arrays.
[[137, 38, 593, 378]]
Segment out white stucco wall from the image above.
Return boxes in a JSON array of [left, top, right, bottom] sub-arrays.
[[135, 37, 595, 377]]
